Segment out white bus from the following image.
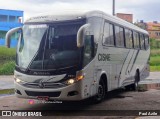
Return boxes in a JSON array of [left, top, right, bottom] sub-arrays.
[[6, 11, 150, 103]]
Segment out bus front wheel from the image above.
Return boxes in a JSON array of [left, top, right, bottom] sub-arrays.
[[93, 79, 106, 103]]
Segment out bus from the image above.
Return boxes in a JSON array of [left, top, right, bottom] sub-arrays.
[[6, 11, 150, 103]]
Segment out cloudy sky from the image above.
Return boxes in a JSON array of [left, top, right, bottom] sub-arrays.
[[0, 0, 159, 22]]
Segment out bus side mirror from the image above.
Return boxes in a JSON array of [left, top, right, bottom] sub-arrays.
[[5, 27, 22, 48], [77, 24, 90, 48]]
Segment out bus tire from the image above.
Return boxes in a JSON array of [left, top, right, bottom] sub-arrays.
[[131, 70, 140, 91], [93, 79, 106, 103], [125, 70, 140, 91]]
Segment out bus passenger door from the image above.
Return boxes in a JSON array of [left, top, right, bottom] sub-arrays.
[[82, 35, 96, 97]]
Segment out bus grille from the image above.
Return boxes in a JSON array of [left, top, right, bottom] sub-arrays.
[[23, 82, 66, 89], [25, 91, 61, 97]]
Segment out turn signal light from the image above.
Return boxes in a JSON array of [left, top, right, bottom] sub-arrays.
[[76, 75, 84, 81]]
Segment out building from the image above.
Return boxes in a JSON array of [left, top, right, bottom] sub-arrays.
[[147, 21, 160, 40], [0, 9, 23, 47], [116, 13, 133, 23], [135, 20, 160, 40]]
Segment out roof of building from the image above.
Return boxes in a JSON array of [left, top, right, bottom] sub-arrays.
[[116, 13, 133, 15], [147, 22, 160, 31], [0, 9, 23, 16]]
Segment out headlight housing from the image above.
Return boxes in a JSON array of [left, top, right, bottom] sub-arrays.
[[14, 76, 26, 84], [65, 70, 85, 85], [66, 79, 75, 85]]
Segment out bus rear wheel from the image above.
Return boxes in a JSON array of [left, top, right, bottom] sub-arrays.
[[125, 70, 140, 91], [132, 70, 140, 91]]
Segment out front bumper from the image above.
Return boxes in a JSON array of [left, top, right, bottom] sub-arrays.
[[14, 80, 85, 101]]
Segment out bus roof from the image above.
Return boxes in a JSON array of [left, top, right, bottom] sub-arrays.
[[25, 10, 148, 34]]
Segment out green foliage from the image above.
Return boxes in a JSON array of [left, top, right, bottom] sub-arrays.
[[150, 65, 160, 72], [149, 38, 160, 71], [0, 89, 14, 95], [150, 49, 160, 57], [0, 61, 15, 75], [150, 56, 160, 66], [0, 47, 16, 61], [150, 38, 160, 49], [0, 47, 16, 75]]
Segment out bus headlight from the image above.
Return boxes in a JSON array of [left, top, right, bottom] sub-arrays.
[[67, 79, 75, 85], [14, 78, 26, 84], [16, 78, 22, 83]]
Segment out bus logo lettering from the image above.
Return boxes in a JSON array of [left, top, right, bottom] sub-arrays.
[[98, 54, 110, 61]]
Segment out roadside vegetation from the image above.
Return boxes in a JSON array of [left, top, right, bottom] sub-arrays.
[[0, 47, 16, 75], [0, 89, 14, 95], [150, 38, 160, 71]]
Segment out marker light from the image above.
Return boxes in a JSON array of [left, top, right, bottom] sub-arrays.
[[76, 70, 85, 81], [67, 79, 75, 85], [76, 75, 84, 81]]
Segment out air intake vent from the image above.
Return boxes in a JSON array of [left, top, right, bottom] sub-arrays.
[[25, 91, 61, 97]]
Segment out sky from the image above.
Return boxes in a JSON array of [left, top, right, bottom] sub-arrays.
[[0, 0, 159, 22]]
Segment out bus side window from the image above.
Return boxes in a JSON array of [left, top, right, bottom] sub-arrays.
[[115, 26, 125, 47], [133, 32, 140, 49], [140, 34, 145, 50], [83, 35, 94, 67], [125, 29, 133, 48], [145, 35, 149, 49], [102, 22, 114, 46]]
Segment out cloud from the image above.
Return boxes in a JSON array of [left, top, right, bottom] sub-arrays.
[[115, 0, 160, 21], [0, 0, 159, 22]]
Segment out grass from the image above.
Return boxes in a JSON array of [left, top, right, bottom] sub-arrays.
[[150, 55, 160, 66], [150, 65, 160, 72], [149, 38, 160, 71], [151, 49, 160, 57], [0, 61, 15, 75], [150, 38, 160, 49], [0, 89, 14, 95], [0, 46, 16, 75], [150, 53, 160, 71], [0, 46, 16, 60]]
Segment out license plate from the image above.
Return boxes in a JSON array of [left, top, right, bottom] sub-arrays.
[[37, 96, 49, 101]]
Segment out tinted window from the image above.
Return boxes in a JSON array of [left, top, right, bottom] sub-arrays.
[[83, 36, 94, 67], [145, 35, 149, 49], [102, 22, 114, 46], [140, 34, 145, 50], [88, 17, 102, 56], [133, 32, 140, 49], [125, 29, 133, 48], [115, 26, 124, 47]]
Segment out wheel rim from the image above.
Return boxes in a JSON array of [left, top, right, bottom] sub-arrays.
[[96, 83, 105, 100]]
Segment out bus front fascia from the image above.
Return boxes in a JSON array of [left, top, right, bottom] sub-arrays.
[[5, 27, 22, 48]]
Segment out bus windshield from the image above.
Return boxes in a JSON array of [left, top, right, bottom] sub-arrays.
[[17, 21, 85, 70]]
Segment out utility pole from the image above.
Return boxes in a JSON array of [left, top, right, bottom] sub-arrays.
[[113, 0, 115, 16]]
